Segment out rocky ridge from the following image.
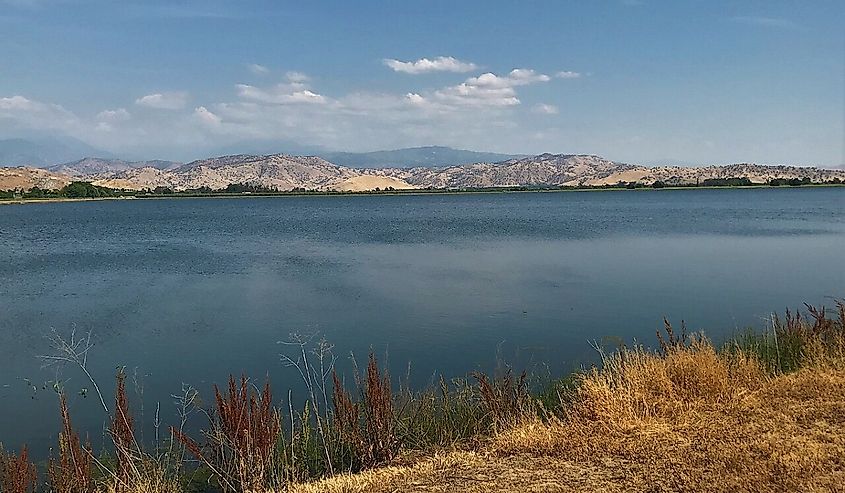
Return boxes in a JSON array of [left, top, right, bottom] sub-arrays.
[[49, 157, 181, 177]]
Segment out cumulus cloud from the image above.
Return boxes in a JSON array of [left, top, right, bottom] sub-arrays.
[[0, 95, 80, 131], [285, 71, 309, 83], [97, 108, 131, 121], [236, 83, 328, 105], [433, 69, 551, 107], [505, 69, 551, 85], [0, 64, 568, 158], [555, 71, 582, 79], [235, 74, 328, 105], [383, 56, 479, 74], [532, 104, 559, 115], [135, 92, 189, 110], [194, 106, 222, 126], [94, 108, 131, 131], [248, 63, 269, 75], [1, 95, 38, 111], [405, 93, 426, 106]]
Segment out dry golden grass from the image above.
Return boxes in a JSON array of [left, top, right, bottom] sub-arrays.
[[101, 474, 181, 493], [290, 340, 845, 492]]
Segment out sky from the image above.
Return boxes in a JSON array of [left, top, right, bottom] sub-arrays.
[[0, 0, 843, 165]]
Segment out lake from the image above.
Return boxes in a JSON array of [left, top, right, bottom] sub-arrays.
[[1, 187, 843, 454]]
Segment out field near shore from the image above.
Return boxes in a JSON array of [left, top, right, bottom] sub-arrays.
[[293, 352, 845, 492]]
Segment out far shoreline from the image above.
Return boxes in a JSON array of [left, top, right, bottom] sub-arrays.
[[2, 182, 843, 206]]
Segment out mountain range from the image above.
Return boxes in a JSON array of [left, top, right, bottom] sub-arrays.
[[0, 138, 518, 170], [321, 146, 521, 168], [47, 157, 181, 176], [0, 137, 113, 167], [2, 152, 843, 193]]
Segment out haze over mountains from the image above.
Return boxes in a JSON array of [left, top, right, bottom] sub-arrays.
[[48, 157, 181, 176], [2, 149, 843, 193], [321, 146, 521, 168], [0, 137, 112, 167], [0, 138, 517, 169]]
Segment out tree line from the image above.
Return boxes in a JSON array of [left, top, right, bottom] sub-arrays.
[[2, 176, 843, 200]]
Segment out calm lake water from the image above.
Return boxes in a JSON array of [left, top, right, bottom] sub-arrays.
[[1, 187, 844, 454]]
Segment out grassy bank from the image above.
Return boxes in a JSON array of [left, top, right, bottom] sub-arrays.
[[1, 301, 843, 492]]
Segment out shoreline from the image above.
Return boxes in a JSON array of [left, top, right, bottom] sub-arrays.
[[2, 183, 843, 206], [2, 301, 843, 492]]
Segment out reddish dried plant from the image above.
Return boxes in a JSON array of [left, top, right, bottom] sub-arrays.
[[331, 369, 363, 453], [0, 445, 38, 493], [173, 375, 280, 492], [110, 368, 136, 484], [362, 353, 399, 467], [48, 394, 94, 493], [473, 369, 530, 431], [331, 353, 399, 469]]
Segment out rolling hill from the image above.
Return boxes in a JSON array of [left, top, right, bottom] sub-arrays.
[[2, 152, 843, 193]]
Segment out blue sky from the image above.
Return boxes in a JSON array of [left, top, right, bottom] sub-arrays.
[[1, 0, 843, 165]]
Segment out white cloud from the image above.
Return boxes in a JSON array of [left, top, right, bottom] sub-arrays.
[[0, 95, 37, 111], [435, 84, 520, 107], [433, 69, 551, 107], [97, 108, 131, 121], [405, 93, 426, 106], [236, 82, 327, 105], [285, 71, 310, 83], [248, 63, 269, 75], [0, 95, 80, 131], [194, 106, 222, 126], [555, 71, 582, 79], [286, 90, 325, 104], [94, 108, 131, 131], [505, 69, 551, 85], [383, 56, 479, 74], [135, 92, 189, 110], [0, 66, 561, 158], [532, 104, 559, 115]]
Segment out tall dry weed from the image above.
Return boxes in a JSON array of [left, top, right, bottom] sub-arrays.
[[0, 445, 38, 493], [173, 375, 281, 492], [48, 394, 95, 493], [472, 370, 532, 431], [110, 368, 136, 486], [331, 353, 399, 470]]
